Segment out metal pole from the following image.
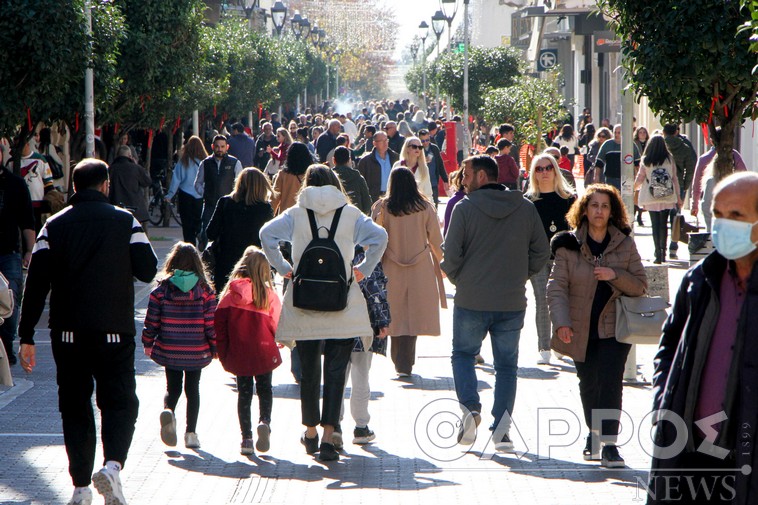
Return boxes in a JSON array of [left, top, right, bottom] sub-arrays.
[[421, 39, 427, 106], [463, 0, 470, 143], [326, 64, 330, 101], [435, 44, 441, 118], [84, 1, 95, 158], [193, 110, 200, 137], [336, 62, 340, 100]]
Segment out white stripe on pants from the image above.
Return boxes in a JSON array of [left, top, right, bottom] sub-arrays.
[[340, 351, 374, 428]]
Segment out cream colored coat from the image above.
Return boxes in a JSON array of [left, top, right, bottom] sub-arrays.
[[372, 200, 445, 337]]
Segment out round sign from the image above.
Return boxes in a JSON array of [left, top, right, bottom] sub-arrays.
[[86, 134, 95, 145], [623, 154, 634, 165], [539, 52, 557, 69]]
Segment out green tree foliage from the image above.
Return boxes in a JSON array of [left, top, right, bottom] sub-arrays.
[[597, 0, 758, 174], [483, 74, 566, 148], [272, 37, 311, 105], [0, 1, 89, 142], [432, 46, 524, 115], [741, 0, 758, 54]]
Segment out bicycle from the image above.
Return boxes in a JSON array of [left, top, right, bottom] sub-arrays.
[[148, 181, 182, 227]]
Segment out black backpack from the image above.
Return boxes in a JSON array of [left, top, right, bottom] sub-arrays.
[[292, 206, 351, 311]]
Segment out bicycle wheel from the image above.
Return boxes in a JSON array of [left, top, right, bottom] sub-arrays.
[[148, 198, 164, 226], [171, 203, 182, 226]]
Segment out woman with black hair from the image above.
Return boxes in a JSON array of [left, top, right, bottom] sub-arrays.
[[271, 142, 310, 215], [371, 167, 445, 377], [552, 124, 579, 165]]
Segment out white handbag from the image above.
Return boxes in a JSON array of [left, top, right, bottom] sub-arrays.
[[614, 295, 669, 345]]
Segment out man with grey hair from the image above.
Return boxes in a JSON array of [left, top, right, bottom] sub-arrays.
[[316, 119, 342, 163], [356, 131, 399, 203], [384, 121, 405, 154], [648, 171, 758, 504]]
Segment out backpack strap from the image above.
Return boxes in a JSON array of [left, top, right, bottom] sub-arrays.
[[327, 205, 345, 240], [306, 209, 320, 239]]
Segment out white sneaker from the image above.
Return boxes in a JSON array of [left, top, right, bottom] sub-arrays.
[[537, 350, 551, 365], [457, 411, 481, 445], [553, 351, 567, 361], [92, 467, 127, 505], [67, 487, 93, 505], [159, 409, 177, 446], [184, 432, 200, 448]]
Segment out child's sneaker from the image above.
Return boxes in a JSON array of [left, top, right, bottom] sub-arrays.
[[241, 438, 254, 455], [92, 466, 127, 505], [255, 423, 271, 453], [352, 426, 376, 444], [159, 409, 177, 446], [184, 432, 200, 449]]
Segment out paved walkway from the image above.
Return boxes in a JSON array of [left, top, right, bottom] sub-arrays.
[[0, 203, 694, 505]]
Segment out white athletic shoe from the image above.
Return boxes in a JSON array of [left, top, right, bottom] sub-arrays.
[[92, 466, 127, 505], [537, 350, 551, 365], [67, 487, 93, 505], [184, 432, 200, 449]]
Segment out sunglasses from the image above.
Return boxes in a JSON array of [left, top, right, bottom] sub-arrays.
[[408, 145, 423, 150], [421, 139, 431, 143], [535, 165, 554, 173]]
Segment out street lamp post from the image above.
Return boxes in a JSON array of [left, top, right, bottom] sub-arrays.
[[440, 0, 458, 120], [334, 49, 342, 100], [463, 0, 470, 151], [291, 11, 302, 39], [431, 10, 446, 118], [270, 1, 287, 36], [418, 21, 429, 108]]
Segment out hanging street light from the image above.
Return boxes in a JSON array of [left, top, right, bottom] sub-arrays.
[[440, 0, 458, 48], [271, 1, 287, 36], [301, 16, 312, 40], [291, 11, 302, 38]]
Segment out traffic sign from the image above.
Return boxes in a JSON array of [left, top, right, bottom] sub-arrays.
[[537, 49, 558, 71]]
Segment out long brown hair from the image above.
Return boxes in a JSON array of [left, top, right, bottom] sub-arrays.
[[384, 167, 428, 216], [230, 167, 273, 205], [566, 183, 631, 234], [180, 135, 208, 166], [220, 246, 273, 309], [159, 242, 212, 289]]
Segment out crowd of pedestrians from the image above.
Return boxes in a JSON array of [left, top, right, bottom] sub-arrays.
[[1, 98, 757, 505]]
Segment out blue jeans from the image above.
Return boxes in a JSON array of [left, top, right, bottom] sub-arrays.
[[451, 306, 525, 431], [0, 253, 23, 360]]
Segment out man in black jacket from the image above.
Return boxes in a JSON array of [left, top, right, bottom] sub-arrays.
[[18, 159, 158, 505], [648, 172, 758, 505], [194, 135, 242, 250]]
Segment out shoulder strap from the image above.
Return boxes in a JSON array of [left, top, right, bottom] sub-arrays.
[[327, 205, 345, 240], [306, 209, 319, 239]]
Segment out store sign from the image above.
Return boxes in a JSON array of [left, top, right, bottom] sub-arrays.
[[537, 49, 558, 71], [594, 31, 621, 53]]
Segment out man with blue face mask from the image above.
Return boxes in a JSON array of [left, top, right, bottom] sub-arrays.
[[647, 171, 758, 504]]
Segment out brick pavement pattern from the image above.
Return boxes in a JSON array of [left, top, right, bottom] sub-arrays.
[[0, 208, 690, 505]]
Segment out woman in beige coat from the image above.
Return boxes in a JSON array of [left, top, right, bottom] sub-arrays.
[[372, 167, 445, 377], [547, 184, 646, 469]]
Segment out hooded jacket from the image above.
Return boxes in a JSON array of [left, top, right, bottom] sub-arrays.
[[141, 276, 217, 371], [259, 185, 388, 342], [664, 135, 696, 192], [215, 279, 282, 377], [441, 184, 550, 312]]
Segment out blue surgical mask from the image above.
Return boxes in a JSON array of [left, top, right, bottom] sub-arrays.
[[712, 218, 758, 260]]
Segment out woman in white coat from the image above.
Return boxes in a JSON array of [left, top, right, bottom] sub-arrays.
[[259, 164, 387, 462], [393, 137, 433, 202]]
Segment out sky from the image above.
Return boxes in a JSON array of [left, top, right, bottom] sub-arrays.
[[391, 0, 446, 59]]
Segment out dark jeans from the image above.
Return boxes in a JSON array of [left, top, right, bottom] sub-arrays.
[[164, 369, 202, 433], [574, 337, 631, 439], [649, 210, 670, 261], [237, 373, 273, 439], [0, 253, 22, 363], [176, 190, 203, 247], [296, 338, 354, 427], [51, 332, 139, 487]]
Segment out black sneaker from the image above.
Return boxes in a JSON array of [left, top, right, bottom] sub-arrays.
[[7, 352, 16, 366], [583, 433, 600, 461], [353, 426, 376, 444], [493, 432, 515, 453], [332, 425, 343, 451], [318, 442, 339, 461], [300, 431, 319, 455], [601, 444, 625, 468]]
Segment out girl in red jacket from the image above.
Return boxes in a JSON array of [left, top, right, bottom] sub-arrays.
[[215, 246, 282, 455]]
